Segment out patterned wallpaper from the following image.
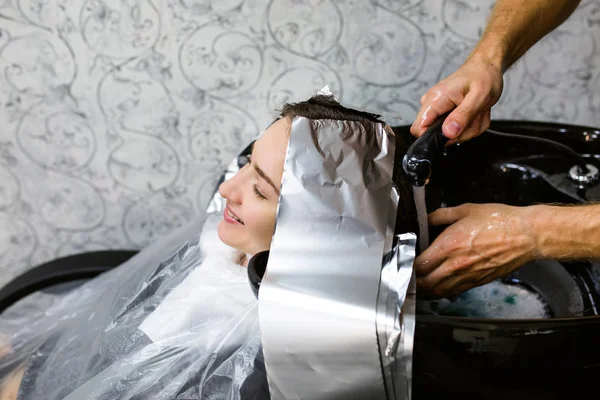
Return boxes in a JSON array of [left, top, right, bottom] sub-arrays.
[[0, 0, 599, 286]]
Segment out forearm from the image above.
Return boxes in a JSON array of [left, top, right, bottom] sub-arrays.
[[468, 0, 581, 72], [528, 204, 600, 260]]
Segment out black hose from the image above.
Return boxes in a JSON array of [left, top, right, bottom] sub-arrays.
[[486, 128, 590, 174]]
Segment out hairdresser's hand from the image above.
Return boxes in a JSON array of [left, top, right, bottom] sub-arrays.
[[415, 203, 540, 299], [410, 55, 503, 144]]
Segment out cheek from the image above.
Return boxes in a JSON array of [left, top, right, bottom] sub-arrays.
[[245, 202, 278, 240]]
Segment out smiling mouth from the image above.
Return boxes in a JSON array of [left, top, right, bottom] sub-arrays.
[[227, 207, 244, 225]]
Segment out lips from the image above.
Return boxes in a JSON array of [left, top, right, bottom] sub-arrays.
[[224, 205, 244, 225]]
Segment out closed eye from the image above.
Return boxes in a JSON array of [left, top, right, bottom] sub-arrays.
[[253, 184, 266, 200]]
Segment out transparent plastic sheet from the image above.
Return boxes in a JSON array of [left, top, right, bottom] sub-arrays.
[[259, 117, 417, 400], [0, 210, 268, 400]]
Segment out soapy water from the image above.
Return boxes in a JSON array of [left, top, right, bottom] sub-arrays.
[[413, 185, 429, 254], [420, 280, 550, 319]]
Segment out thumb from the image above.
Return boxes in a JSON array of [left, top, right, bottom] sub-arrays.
[[442, 91, 485, 139]]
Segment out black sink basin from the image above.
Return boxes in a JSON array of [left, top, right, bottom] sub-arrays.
[[393, 120, 600, 399]]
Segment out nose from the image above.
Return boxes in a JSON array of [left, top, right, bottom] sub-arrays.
[[218, 173, 243, 204]]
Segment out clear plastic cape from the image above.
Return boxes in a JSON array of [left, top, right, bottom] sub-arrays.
[[0, 206, 268, 399]]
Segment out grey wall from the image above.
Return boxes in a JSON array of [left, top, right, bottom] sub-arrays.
[[0, 0, 599, 285]]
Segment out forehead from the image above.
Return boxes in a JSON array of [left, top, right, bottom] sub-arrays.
[[253, 118, 290, 156]]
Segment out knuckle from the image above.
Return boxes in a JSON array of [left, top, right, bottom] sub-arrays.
[[450, 257, 469, 272], [453, 107, 473, 121], [440, 241, 458, 256], [460, 202, 474, 210], [453, 204, 467, 214], [446, 241, 463, 255], [480, 91, 495, 106], [444, 88, 464, 104]]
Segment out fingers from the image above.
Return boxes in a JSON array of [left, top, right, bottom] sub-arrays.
[[481, 108, 491, 133], [410, 89, 488, 141], [441, 90, 487, 139], [428, 205, 467, 226], [410, 89, 458, 137], [418, 272, 475, 299], [418, 264, 498, 299], [414, 235, 447, 277], [411, 56, 503, 141], [457, 113, 483, 143], [414, 206, 470, 277], [454, 107, 492, 143]]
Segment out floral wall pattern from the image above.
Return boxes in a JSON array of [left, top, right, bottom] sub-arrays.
[[0, 0, 599, 285]]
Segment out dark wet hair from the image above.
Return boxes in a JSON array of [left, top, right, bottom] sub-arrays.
[[277, 95, 418, 237]]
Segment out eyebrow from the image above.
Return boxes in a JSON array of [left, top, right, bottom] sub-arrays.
[[254, 164, 280, 196], [249, 142, 280, 196]]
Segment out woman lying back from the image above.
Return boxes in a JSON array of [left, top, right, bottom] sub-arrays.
[[0, 94, 416, 400]]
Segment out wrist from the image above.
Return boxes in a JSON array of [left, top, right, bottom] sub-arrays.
[[523, 205, 553, 259], [466, 34, 509, 73], [524, 204, 600, 261], [511, 205, 545, 262]]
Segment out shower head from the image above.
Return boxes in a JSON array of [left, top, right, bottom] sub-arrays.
[[402, 112, 451, 187]]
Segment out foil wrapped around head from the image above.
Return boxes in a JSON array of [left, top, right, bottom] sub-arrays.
[[259, 116, 416, 400]]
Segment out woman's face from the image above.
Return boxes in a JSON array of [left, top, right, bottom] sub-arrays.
[[218, 117, 290, 256]]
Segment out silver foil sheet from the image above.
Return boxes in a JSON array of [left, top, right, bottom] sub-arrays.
[[259, 117, 416, 399], [393, 233, 417, 399]]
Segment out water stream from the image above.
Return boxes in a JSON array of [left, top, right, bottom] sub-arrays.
[[412, 185, 429, 253]]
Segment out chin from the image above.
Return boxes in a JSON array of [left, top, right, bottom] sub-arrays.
[[217, 220, 231, 245], [217, 219, 243, 251]]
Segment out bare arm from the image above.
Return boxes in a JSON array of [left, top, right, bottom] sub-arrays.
[[531, 204, 600, 260], [474, 0, 582, 72], [416, 203, 600, 298], [411, 0, 582, 141]]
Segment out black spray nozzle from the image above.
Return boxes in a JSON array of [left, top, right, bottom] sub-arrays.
[[402, 112, 451, 186], [247, 250, 269, 299]]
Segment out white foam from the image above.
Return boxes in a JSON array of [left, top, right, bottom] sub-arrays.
[[428, 280, 550, 319]]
